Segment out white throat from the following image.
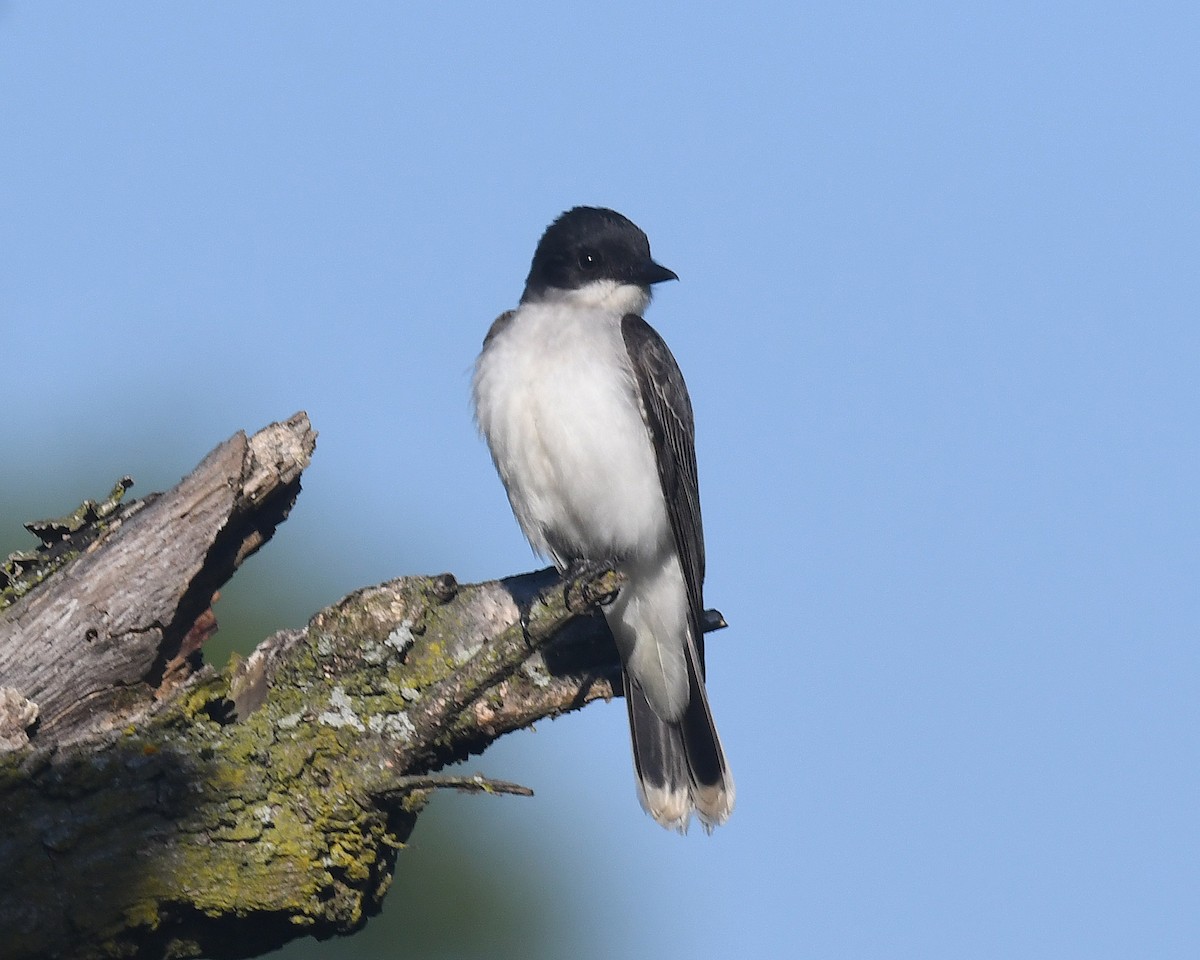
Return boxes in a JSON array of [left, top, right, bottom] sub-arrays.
[[531, 279, 652, 317]]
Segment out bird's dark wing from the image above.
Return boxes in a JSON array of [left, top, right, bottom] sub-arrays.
[[621, 314, 706, 663], [482, 310, 515, 348]]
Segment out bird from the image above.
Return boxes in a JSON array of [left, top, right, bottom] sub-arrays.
[[472, 205, 734, 832]]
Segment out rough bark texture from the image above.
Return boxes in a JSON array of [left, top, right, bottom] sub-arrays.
[[0, 413, 633, 960]]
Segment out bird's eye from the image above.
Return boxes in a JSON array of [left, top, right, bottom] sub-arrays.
[[577, 248, 600, 271]]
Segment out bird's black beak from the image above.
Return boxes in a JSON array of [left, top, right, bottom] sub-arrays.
[[636, 259, 679, 286]]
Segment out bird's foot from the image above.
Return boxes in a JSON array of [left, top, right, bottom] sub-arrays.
[[562, 558, 621, 610]]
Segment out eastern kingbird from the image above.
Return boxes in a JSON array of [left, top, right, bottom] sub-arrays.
[[472, 206, 734, 832]]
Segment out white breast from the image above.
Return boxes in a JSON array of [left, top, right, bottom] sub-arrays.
[[473, 300, 670, 565]]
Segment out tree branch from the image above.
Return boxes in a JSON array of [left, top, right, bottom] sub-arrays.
[[0, 413, 722, 960]]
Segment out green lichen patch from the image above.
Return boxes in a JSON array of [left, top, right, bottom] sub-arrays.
[[1, 476, 135, 610], [0, 564, 607, 959]]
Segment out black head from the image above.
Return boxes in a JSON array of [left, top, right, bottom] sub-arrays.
[[521, 206, 678, 303]]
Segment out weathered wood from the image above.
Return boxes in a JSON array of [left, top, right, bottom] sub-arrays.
[[0, 569, 625, 960], [0, 414, 631, 960], [0, 412, 317, 746]]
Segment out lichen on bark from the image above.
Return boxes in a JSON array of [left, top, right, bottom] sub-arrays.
[[0, 414, 632, 960]]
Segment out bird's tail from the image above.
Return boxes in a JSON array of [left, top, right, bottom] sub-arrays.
[[625, 637, 734, 833]]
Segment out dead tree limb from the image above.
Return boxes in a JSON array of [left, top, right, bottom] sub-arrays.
[[0, 412, 653, 960]]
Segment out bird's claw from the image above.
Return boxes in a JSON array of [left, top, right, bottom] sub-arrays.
[[563, 559, 620, 610]]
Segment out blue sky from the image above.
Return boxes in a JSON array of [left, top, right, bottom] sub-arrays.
[[2, 3, 1198, 958]]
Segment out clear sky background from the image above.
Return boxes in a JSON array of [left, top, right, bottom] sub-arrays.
[[3, 3, 1198, 958]]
